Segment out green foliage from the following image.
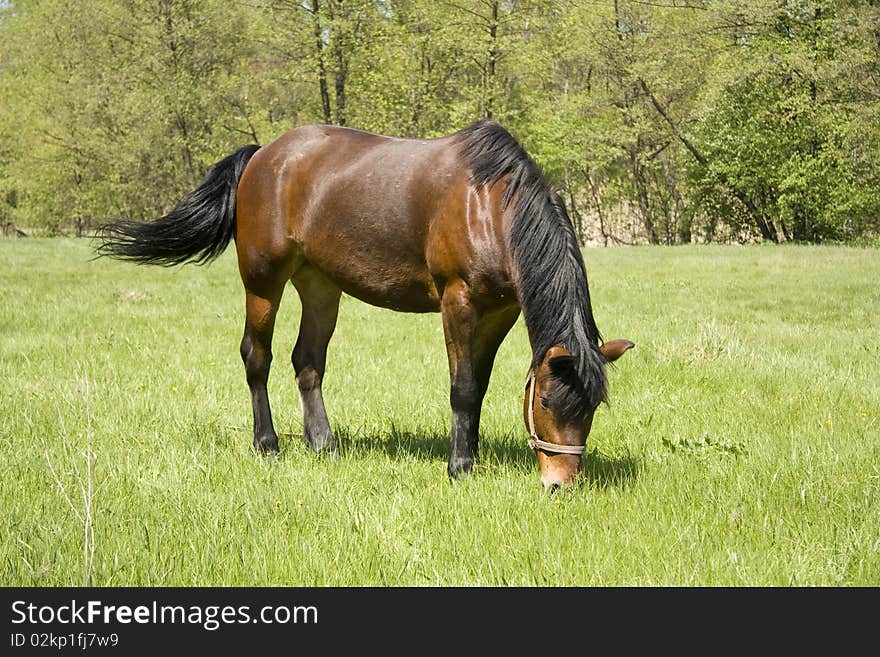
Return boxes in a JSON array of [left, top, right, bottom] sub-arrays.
[[1, 0, 265, 228], [694, 1, 880, 242], [0, 0, 877, 242]]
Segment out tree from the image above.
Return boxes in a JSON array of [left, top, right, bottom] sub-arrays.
[[693, 1, 880, 242], [0, 0, 264, 228], [0, 0, 877, 242]]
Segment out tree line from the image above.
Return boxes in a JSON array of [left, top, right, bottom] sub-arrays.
[[1, 0, 878, 244]]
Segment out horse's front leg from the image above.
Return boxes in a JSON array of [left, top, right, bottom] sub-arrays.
[[440, 281, 483, 479]]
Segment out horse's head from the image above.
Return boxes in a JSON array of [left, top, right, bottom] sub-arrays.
[[523, 339, 634, 489]]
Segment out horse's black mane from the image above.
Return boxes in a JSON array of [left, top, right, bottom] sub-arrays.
[[456, 119, 607, 417]]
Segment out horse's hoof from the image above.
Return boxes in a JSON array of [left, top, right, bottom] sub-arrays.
[[447, 457, 474, 480], [305, 430, 337, 455], [254, 434, 280, 455]]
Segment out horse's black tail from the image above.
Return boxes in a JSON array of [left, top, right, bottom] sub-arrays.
[[95, 144, 261, 266]]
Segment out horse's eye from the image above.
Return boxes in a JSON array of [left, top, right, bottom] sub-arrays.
[[539, 396, 549, 409]]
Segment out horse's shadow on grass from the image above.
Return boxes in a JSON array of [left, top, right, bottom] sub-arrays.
[[286, 425, 642, 490]]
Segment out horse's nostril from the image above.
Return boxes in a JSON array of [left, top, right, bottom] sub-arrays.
[[541, 481, 561, 494]]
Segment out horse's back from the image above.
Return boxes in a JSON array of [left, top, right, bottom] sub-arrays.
[[235, 124, 510, 312]]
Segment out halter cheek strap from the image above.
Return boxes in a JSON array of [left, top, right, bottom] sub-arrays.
[[526, 373, 587, 456]]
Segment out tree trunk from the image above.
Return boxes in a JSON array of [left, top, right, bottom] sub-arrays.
[[334, 49, 347, 126], [630, 150, 660, 244], [586, 173, 610, 247], [485, 0, 499, 119], [754, 214, 777, 242], [564, 169, 585, 245], [310, 0, 332, 124]]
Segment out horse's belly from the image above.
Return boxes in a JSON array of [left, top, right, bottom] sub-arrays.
[[338, 275, 441, 313], [304, 247, 441, 313]]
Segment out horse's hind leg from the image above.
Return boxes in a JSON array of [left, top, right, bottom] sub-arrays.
[[240, 281, 285, 454], [291, 266, 341, 453]]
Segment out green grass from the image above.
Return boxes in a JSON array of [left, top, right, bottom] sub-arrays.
[[1, 239, 878, 586]]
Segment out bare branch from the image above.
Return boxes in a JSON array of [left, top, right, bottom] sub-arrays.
[[638, 78, 707, 166]]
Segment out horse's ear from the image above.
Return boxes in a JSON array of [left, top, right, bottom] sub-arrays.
[[545, 345, 575, 371], [600, 339, 635, 362]]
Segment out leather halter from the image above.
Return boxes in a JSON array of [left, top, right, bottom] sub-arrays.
[[526, 373, 587, 456]]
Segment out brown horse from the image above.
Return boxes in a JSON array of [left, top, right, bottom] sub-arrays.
[[97, 120, 633, 488]]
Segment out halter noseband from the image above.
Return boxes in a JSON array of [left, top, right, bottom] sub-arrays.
[[526, 373, 587, 456]]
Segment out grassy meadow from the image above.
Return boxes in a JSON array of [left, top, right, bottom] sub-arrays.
[[1, 239, 877, 586]]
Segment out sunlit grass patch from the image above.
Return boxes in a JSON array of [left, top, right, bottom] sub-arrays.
[[1, 239, 878, 585]]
